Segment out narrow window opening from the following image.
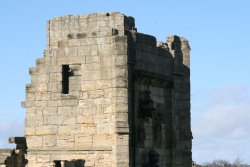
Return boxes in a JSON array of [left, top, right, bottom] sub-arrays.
[[62, 65, 70, 94]]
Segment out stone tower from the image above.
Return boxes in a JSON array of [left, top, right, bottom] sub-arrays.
[[23, 12, 192, 167]]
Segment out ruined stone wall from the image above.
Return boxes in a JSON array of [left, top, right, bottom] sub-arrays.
[[23, 12, 192, 167], [125, 32, 173, 167], [125, 31, 192, 167], [23, 12, 134, 167], [0, 137, 27, 167], [0, 149, 12, 167], [167, 36, 192, 167]]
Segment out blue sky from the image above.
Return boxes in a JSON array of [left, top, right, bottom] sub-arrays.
[[0, 0, 250, 164]]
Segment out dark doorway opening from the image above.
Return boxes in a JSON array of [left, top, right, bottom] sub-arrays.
[[54, 160, 85, 167]]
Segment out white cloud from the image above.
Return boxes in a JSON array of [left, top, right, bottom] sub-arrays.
[[192, 85, 250, 164]]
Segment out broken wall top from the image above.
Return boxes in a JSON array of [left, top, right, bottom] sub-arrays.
[[47, 12, 135, 48]]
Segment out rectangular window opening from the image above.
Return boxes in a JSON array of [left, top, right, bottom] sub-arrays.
[[62, 65, 70, 94]]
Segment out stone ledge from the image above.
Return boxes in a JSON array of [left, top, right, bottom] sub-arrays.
[[28, 146, 112, 152]]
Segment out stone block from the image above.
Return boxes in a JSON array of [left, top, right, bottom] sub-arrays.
[[115, 127, 129, 134], [36, 125, 58, 135], [25, 126, 36, 136], [49, 73, 61, 82], [115, 96, 127, 103], [100, 56, 111, 68], [92, 134, 115, 147], [114, 66, 127, 78], [43, 135, 57, 147], [34, 100, 48, 107], [60, 99, 79, 106], [25, 107, 37, 116], [136, 33, 156, 46], [100, 69, 112, 80], [57, 135, 75, 147], [86, 55, 100, 64], [26, 136, 43, 148], [95, 154, 112, 167], [48, 100, 62, 107], [99, 29, 113, 37], [47, 81, 62, 93], [62, 116, 77, 125], [113, 36, 127, 43], [114, 43, 127, 55], [97, 20, 110, 27], [26, 84, 35, 93], [26, 154, 37, 163], [37, 155, 50, 163], [88, 38, 99, 45], [116, 122, 129, 128], [81, 63, 93, 71], [58, 124, 80, 135], [44, 116, 63, 125], [114, 88, 127, 97], [113, 77, 128, 88], [29, 67, 38, 75], [36, 92, 51, 101], [97, 80, 112, 89], [58, 107, 72, 116], [25, 116, 43, 126], [56, 56, 85, 65], [102, 105, 112, 114], [114, 102, 128, 113], [80, 123, 96, 134], [116, 135, 129, 146], [115, 112, 128, 122], [78, 99, 94, 108], [74, 134, 92, 147], [77, 46, 89, 56], [96, 123, 109, 133], [83, 71, 101, 80], [43, 107, 58, 116], [76, 115, 93, 124], [92, 63, 101, 70], [36, 58, 46, 66], [88, 90, 104, 99]]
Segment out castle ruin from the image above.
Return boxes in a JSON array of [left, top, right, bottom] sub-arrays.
[[0, 12, 192, 167]]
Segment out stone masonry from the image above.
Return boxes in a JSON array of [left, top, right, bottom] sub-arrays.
[[20, 12, 192, 167]]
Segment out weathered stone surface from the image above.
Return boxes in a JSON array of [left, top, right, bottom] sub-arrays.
[[14, 12, 193, 167]]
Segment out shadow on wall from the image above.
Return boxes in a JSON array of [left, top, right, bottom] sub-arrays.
[[170, 35, 192, 143], [54, 160, 85, 167], [126, 32, 192, 167]]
